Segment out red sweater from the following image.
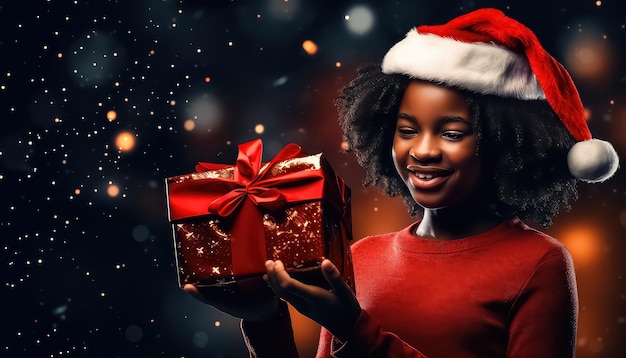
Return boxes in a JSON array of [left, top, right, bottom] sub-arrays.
[[244, 218, 578, 357]]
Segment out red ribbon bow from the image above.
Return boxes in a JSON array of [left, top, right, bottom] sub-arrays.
[[167, 138, 326, 276]]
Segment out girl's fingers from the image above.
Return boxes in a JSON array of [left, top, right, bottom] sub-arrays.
[[320, 259, 354, 302], [264, 260, 329, 302]]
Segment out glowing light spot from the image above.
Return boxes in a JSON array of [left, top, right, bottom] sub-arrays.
[[184, 119, 196, 131], [273, 76, 288, 87], [254, 124, 265, 134], [302, 40, 318, 55], [106, 110, 117, 121], [565, 35, 615, 84], [340, 141, 349, 151], [214, 321, 221, 327], [335, 61, 342, 68], [204, 76, 211, 83], [57, 52, 63, 59], [149, 49, 155, 55], [345, 5, 375, 35], [115, 131, 136, 152], [74, 189, 81, 195], [559, 225, 600, 265], [595, 0, 602, 6], [186, 94, 223, 131], [107, 184, 120, 197]]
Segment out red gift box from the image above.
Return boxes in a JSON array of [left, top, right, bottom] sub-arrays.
[[165, 139, 354, 292]]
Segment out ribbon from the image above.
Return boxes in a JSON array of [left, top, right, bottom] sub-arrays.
[[167, 138, 326, 276]]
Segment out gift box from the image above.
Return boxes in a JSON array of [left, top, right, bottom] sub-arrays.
[[165, 139, 354, 293]]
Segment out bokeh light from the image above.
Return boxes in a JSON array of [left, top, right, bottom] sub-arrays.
[[192, 331, 209, 348], [302, 40, 318, 55], [106, 110, 117, 121], [558, 225, 601, 266], [183, 119, 196, 131], [115, 131, 136, 152], [563, 28, 616, 85], [185, 93, 223, 131], [132, 225, 150, 242], [107, 184, 120, 197], [125, 325, 143, 343], [345, 5, 375, 35]]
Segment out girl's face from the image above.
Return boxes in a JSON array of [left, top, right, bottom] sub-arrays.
[[392, 81, 481, 210]]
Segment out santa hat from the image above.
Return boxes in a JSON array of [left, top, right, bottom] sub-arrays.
[[382, 8, 618, 183]]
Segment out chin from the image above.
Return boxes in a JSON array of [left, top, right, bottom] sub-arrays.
[[413, 199, 449, 211]]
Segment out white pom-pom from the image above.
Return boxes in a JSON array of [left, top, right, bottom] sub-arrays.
[[567, 139, 619, 183]]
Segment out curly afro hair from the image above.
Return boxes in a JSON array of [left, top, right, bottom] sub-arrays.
[[336, 64, 579, 227]]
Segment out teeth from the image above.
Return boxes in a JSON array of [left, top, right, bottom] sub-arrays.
[[417, 173, 434, 180]]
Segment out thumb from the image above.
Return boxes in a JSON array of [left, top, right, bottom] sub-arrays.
[[321, 259, 354, 299]]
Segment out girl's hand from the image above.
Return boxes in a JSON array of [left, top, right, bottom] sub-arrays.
[[184, 278, 284, 323], [264, 259, 361, 341]]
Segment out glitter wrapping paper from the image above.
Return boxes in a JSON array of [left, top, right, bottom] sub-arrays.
[[166, 139, 354, 293]]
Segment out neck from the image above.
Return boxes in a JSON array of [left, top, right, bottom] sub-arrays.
[[416, 204, 503, 241]]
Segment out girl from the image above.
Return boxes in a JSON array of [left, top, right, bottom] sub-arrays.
[[185, 8, 618, 357]]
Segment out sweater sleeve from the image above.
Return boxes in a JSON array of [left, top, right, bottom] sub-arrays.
[[507, 246, 578, 357], [240, 302, 300, 358], [315, 309, 427, 358]]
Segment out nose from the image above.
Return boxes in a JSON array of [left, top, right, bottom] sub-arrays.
[[409, 134, 441, 162]]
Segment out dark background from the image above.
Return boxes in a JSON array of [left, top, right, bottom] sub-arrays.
[[1, 0, 624, 357]]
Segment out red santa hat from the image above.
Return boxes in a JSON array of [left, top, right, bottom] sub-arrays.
[[382, 8, 618, 183]]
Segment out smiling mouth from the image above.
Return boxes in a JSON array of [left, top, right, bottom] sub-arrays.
[[415, 173, 437, 180], [406, 165, 452, 189]]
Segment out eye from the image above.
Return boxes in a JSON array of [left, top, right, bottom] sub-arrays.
[[441, 131, 465, 141], [397, 126, 417, 138]]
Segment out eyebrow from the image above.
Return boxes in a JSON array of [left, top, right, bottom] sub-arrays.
[[397, 112, 471, 125]]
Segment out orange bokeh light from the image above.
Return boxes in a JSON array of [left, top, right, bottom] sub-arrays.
[[106, 110, 117, 121], [183, 119, 195, 131], [115, 131, 136, 152], [302, 40, 318, 55], [565, 35, 616, 85], [107, 184, 120, 197], [559, 225, 601, 266]]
